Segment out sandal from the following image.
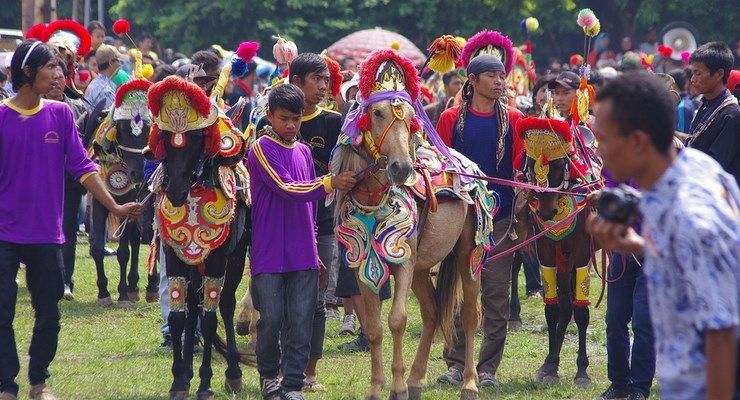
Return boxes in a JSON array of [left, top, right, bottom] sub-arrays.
[[303, 376, 325, 392]]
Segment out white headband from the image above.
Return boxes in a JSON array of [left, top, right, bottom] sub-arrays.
[[21, 41, 43, 69]]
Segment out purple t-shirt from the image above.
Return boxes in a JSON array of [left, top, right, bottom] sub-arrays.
[[247, 134, 332, 276], [0, 99, 98, 244]]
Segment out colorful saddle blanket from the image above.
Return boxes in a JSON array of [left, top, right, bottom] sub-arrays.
[[155, 166, 237, 266], [336, 139, 499, 294]]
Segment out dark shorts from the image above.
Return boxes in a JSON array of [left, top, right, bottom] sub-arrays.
[[335, 256, 392, 300]]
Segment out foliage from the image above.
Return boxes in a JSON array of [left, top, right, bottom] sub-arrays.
[[2, 0, 737, 70]]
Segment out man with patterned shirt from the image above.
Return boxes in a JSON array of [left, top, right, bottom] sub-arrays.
[[588, 71, 739, 400]]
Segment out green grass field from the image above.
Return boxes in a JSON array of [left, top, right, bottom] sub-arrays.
[[10, 242, 647, 399]]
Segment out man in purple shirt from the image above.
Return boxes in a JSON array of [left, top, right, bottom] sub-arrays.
[[0, 41, 142, 400], [247, 84, 354, 400]]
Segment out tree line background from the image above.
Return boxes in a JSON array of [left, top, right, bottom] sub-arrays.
[[3, 0, 739, 69]]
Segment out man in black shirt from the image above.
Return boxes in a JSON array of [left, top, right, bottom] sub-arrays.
[[289, 53, 344, 391], [687, 42, 739, 184]]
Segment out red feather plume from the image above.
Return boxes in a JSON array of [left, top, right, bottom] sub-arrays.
[[25, 24, 47, 40], [323, 55, 342, 97], [204, 122, 222, 158], [147, 76, 212, 119], [515, 117, 573, 143], [658, 45, 673, 58], [40, 20, 91, 56], [357, 112, 372, 132], [115, 79, 153, 108], [112, 19, 131, 36], [358, 49, 419, 102], [235, 41, 259, 62]]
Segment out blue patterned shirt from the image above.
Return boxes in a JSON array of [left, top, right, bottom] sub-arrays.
[[640, 148, 740, 399], [84, 74, 116, 110]]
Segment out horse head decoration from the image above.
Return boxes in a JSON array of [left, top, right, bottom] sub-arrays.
[[331, 48, 497, 400], [145, 75, 248, 400]]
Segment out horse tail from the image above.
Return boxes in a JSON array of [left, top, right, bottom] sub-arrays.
[[434, 248, 461, 347], [213, 330, 257, 367]]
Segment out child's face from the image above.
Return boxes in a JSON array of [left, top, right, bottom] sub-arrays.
[[267, 108, 302, 141]]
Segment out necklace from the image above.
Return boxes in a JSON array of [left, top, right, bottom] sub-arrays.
[[265, 126, 299, 145]]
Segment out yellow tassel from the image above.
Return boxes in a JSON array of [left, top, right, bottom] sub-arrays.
[[427, 35, 463, 74], [390, 41, 401, 51], [130, 49, 143, 79], [141, 64, 154, 79], [211, 61, 232, 103]]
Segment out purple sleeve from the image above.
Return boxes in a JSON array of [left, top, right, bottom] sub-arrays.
[[247, 139, 329, 203], [62, 104, 98, 181]]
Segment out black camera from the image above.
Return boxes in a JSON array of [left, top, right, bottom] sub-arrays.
[[597, 184, 642, 225]]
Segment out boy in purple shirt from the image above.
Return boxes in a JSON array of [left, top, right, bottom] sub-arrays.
[[247, 84, 355, 400], [0, 41, 142, 400]]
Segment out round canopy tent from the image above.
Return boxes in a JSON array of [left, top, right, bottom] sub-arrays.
[[326, 27, 426, 66]]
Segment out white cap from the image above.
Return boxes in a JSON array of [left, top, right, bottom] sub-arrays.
[[340, 74, 360, 102]]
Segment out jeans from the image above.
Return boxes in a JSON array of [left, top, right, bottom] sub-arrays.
[[158, 243, 169, 336], [606, 253, 655, 396], [0, 241, 64, 396], [61, 184, 84, 290], [252, 269, 318, 392], [318, 235, 339, 306]]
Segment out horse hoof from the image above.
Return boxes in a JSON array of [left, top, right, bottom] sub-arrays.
[[508, 320, 523, 331], [169, 390, 188, 400], [128, 291, 140, 302], [117, 300, 132, 308], [224, 377, 242, 393], [535, 369, 560, 385], [235, 321, 250, 336], [408, 386, 422, 400], [460, 388, 480, 400], [389, 390, 408, 400], [573, 374, 592, 389], [196, 390, 214, 400], [145, 291, 159, 303], [97, 296, 113, 307]]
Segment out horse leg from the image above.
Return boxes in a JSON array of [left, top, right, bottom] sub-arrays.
[[197, 272, 225, 400], [235, 289, 253, 336], [573, 264, 591, 388], [358, 279, 385, 400], [183, 272, 200, 383], [459, 263, 482, 400], [116, 228, 131, 305], [89, 201, 111, 305], [509, 252, 522, 330], [387, 263, 413, 400], [126, 223, 141, 302], [220, 238, 247, 393], [165, 251, 190, 399], [536, 264, 564, 384], [407, 271, 437, 399]]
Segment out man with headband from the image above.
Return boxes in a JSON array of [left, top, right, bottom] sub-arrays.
[[436, 52, 524, 388], [0, 41, 142, 400]]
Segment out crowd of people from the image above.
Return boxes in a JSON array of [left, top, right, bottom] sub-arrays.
[[0, 16, 738, 400]]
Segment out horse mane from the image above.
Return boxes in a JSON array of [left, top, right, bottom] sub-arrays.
[[330, 142, 367, 222]]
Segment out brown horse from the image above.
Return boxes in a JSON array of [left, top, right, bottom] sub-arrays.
[[331, 98, 487, 400], [517, 117, 596, 388]]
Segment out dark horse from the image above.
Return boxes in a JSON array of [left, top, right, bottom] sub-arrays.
[[146, 76, 250, 400], [517, 117, 597, 388], [89, 80, 159, 306]]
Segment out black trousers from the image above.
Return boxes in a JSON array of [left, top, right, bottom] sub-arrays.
[[0, 241, 64, 396]]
